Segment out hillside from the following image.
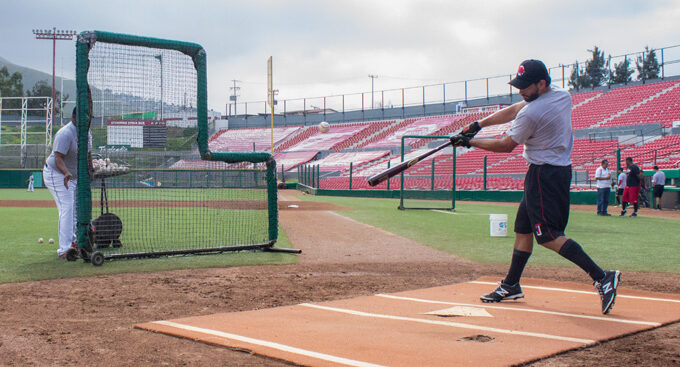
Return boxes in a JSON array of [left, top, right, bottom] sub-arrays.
[[0, 56, 76, 99]]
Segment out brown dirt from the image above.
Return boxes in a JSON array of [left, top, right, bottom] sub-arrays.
[[0, 190, 678, 366]]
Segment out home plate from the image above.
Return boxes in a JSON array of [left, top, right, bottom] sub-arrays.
[[425, 306, 493, 317]]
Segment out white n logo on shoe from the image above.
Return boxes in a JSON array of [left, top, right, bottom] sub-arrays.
[[497, 288, 509, 296], [602, 282, 613, 294]]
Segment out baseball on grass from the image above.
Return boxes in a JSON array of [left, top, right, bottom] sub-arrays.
[[38, 237, 44, 244], [49, 238, 55, 244], [318, 121, 330, 133]]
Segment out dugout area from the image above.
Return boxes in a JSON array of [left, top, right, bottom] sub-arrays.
[[137, 276, 680, 367], [72, 31, 297, 265]]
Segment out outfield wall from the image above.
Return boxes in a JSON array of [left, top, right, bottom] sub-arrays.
[[296, 184, 680, 207], [0, 169, 43, 188]]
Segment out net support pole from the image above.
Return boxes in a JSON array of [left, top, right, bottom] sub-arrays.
[[431, 159, 435, 190], [75, 33, 93, 249], [349, 162, 353, 190], [452, 148, 456, 210], [483, 155, 487, 191]]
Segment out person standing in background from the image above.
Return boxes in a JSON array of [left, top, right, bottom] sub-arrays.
[[615, 167, 626, 206], [621, 157, 642, 217], [594, 160, 612, 216], [652, 166, 666, 210], [27, 173, 35, 192]]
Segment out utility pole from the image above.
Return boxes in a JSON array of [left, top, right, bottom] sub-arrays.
[[154, 54, 163, 120], [230, 80, 241, 116], [368, 74, 378, 109], [32, 28, 77, 125]]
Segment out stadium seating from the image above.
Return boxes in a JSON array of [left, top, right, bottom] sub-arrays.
[[209, 126, 300, 152], [600, 82, 680, 128], [285, 124, 371, 152], [207, 78, 678, 191], [571, 81, 676, 130]]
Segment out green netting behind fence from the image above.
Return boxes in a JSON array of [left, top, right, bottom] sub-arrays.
[[75, 31, 277, 259]]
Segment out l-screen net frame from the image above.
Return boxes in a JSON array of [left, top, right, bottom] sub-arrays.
[[74, 31, 295, 264]]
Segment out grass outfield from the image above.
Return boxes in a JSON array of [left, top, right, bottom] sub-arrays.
[[0, 188, 266, 201], [2, 189, 678, 284], [298, 195, 680, 273], [0, 189, 296, 284]]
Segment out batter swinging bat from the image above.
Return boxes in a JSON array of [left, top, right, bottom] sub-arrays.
[[367, 141, 452, 186]]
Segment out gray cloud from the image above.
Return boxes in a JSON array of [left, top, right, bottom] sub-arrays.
[[2, 0, 679, 113]]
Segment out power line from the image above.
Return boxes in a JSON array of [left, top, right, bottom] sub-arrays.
[[229, 79, 241, 116], [368, 74, 378, 109]]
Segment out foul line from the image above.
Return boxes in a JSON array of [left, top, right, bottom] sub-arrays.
[[470, 281, 680, 304], [152, 320, 387, 367], [376, 294, 660, 326], [431, 210, 457, 215], [300, 303, 594, 344]]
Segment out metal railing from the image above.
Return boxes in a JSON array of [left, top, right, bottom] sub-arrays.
[[228, 44, 680, 119]]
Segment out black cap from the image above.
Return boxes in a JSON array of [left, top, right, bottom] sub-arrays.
[[509, 59, 550, 89]]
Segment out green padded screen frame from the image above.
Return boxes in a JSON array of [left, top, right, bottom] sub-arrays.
[[75, 30, 278, 249]]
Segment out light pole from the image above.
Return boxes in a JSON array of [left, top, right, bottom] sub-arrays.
[[32, 28, 77, 125]]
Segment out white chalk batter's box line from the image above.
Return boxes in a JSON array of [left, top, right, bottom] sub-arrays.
[[151, 300, 596, 367], [375, 294, 660, 326], [152, 320, 387, 367], [299, 303, 594, 344], [470, 281, 680, 303]]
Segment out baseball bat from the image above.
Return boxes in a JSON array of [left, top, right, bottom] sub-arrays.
[[367, 141, 452, 186]]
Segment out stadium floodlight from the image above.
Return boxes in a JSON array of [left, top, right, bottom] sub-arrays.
[[32, 27, 77, 125]]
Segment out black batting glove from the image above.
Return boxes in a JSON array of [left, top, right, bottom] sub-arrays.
[[450, 134, 471, 148], [461, 120, 482, 138]]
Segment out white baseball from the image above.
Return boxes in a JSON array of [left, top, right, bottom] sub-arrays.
[[38, 237, 44, 243], [48, 238, 55, 244]]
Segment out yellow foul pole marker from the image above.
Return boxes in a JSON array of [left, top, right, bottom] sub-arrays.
[[267, 56, 274, 154]]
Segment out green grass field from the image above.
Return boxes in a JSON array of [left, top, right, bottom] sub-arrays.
[[1, 189, 679, 284], [297, 195, 680, 273], [0, 188, 296, 283]]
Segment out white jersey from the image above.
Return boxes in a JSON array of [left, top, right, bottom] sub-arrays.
[[617, 172, 627, 189], [507, 85, 573, 166], [44, 122, 92, 179], [595, 166, 611, 189], [652, 171, 666, 186]]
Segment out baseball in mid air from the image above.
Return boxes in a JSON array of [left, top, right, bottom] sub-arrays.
[[318, 121, 330, 133]]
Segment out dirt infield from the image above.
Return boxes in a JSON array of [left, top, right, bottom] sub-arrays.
[[0, 190, 679, 366]]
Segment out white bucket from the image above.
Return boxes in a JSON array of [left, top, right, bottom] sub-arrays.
[[489, 214, 508, 237]]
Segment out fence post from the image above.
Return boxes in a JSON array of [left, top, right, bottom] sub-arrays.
[[386, 160, 391, 190], [452, 148, 456, 210], [431, 159, 435, 191], [349, 162, 353, 190], [316, 164, 320, 188], [483, 155, 487, 191]]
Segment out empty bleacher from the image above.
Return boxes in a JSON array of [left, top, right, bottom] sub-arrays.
[[210, 126, 300, 152], [571, 81, 676, 130], [206, 78, 678, 191]]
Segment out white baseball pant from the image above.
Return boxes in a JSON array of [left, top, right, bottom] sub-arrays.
[[43, 167, 77, 256]]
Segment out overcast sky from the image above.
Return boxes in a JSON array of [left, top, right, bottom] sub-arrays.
[[2, 0, 680, 113]]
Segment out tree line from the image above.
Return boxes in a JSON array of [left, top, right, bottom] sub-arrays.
[[568, 46, 661, 90], [0, 66, 68, 115]]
